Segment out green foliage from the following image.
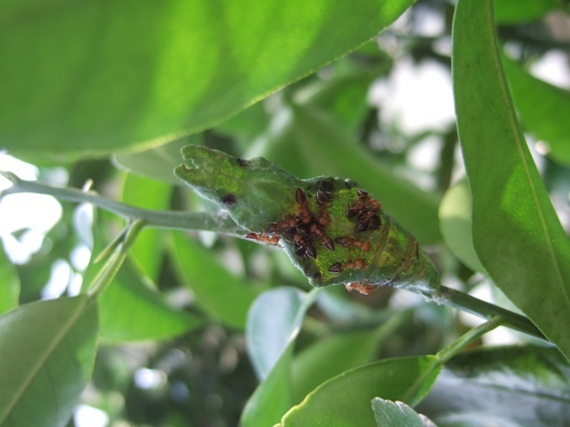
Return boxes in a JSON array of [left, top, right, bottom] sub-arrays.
[[1, 0, 570, 425], [453, 0, 570, 362], [0, 0, 415, 158]]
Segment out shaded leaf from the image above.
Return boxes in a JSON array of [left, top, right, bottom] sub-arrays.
[[502, 54, 570, 166], [280, 356, 441, 426], [247, 287, 315, 381], [1, 0, 416, 159], [494, 0, 561, 24], [121, 173, 172, 281], [372, 398, 437, 427], [241, 287, 319, 427], [438, 179, 485, 273], [114, 136, 199, 185], [292, 330, 381, 402], [0, 245, 19, 314], [417, 346, 570, 427], [98, 264, 203, 342], [452, 0, 570, 362], [171, 232, 260, 329], [0, 295, 98, 427]]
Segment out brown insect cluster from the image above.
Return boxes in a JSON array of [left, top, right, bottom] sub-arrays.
[[245, 187, 334, 261], [327, 188, 383, 295], [346, 188, 382, 232]]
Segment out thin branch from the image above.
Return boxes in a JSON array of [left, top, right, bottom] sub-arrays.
[[0, 172, 550, 343], [1, 171, 246, 237]]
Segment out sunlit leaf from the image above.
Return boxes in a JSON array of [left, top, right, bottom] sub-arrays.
[[0, 295, 98, 427], [453, 0, 570, 362], [1, 0, 416, 159]]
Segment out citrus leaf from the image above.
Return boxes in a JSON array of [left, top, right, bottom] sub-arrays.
[[0, 295, 98, 427], [248, 103, 442, 244], [121, 173, 172, 281], [175, 145, 440, 297], [417, 346, 570, 426], [438, 179, 485, 273], [1, 0, 416, 159], [493, 0, 561, 24], [0, 246, 19, 314], [98, 264, 203, 342], [280, 356, 441, 426], [452, 0, 570, 362], [241, 287, 318, 427], [372, 398, 437, 427], [171, 232, 260, 329], [502, 54, 570, 166]]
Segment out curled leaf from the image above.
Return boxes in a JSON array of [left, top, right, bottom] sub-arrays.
[[175, 145, 440, 297]]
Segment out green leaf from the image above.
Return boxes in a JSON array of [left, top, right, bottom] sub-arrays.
[[291, 309, 410, 403], [0, 246, 19, 314], [493, 0, 561, 24], [502, 54, 570, 166], [241, 287, 318, 427], [1, 0, 416, 158], [98, 264, 202, 342], [417, 346, 570, 426], [292, 330, 381, 402], [249, 103, 442, 244], [452, 0, 570, 362], [371, 398, 437, 427], [438, 179, 485, 273], [175, 145, 440, 296], [171, 231, 260, 329], [280, 356, 441, 426], [114, 136, 200, 185], [0, 295, 98, 427], [121, 173, 172, 281]]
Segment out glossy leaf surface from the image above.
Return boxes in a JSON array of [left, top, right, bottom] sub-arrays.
[[0, 296, 98, 427], [280, 356, 440, 426], [372, 398, 437, 427], [1, 0, 416, 158], [241, 287, 318, 427], [453, 0, 570, 362], [417, 346, 570, 426]]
